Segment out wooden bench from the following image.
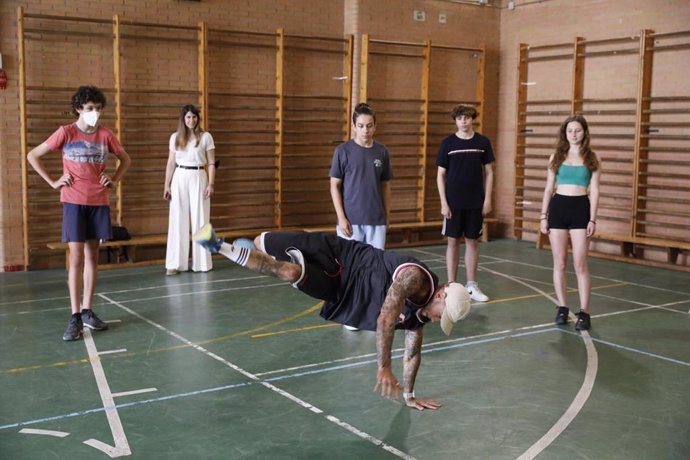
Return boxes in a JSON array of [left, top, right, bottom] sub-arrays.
[[46, 227, 290, 270], [47, 235, 168, 270], [535, 228, 690, 272], [302, 218, 498, 245], [591, 232, 690, 269], [47, 219, 501, 270]]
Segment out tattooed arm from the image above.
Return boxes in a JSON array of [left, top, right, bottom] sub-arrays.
[[401, 328, 441, 410], [374, 266, 425, 400]]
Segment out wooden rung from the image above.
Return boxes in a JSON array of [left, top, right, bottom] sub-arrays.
[[578, 48, 638, 57], [523, 53, 574, 62]]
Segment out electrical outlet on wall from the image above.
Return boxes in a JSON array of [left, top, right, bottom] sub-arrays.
[[438, 13, 447, 24], [413, 10, 426, 22]]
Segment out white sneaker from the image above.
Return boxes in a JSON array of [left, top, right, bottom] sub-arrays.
[[343, 325, 359, 331], [466, 282, 489, 302]]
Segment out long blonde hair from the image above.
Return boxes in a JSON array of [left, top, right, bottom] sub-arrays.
[[175, 104, 202, 150], [550, 113, 599, 172]]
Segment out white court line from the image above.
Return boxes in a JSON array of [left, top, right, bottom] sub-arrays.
[[98, 348, 127, 356], [483, 254, 690, 296], [8, 248, 687, 456], [82, 328, 131, 457], [256, 323, 555, 378], [103, 274, 270, 295], [19, 428, 69, 437], [478, 264, 598, 460], [255, 298, 677, 379], [118, 282, 287, 304], [519, 332, 598, 460], [98, 293, 416, 460], [112, 388, 158, 398], [0, 280, 284, 317]]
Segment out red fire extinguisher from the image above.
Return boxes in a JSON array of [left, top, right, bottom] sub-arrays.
[[0, 53, 7, 90]]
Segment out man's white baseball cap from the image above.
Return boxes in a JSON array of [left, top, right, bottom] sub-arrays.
[[440, 282, 471, 336]]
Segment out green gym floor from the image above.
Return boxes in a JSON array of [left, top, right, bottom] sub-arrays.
[[1, 239, 688, 460]]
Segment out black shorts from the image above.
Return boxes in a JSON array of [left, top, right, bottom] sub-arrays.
[[547, 194, 590, 230], [442, 208, 484, 239], [262, 231, 344, 301], [62, 203, 112, 242]]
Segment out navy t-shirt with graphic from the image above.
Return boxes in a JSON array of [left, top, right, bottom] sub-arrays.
[[436, 133, 495, 209]]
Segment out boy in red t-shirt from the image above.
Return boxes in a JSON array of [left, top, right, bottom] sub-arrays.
[[28, 85, 131, 341]]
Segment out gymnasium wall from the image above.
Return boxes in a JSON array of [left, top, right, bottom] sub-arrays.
[[2, 0, 687, 270], [496, 0, 690, 258], [0, 0, 501, 270]]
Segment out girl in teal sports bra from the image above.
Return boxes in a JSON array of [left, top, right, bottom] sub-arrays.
[[539, 114, 602, 331], [555, 163, 592, 187]]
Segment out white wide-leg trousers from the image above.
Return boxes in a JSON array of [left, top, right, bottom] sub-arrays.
[[165, 168, 212, 272]]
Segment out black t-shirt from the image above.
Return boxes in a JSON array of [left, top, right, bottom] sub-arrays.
[[436, 132, 495, 209], [262, 232, 438, 331], [318, 238, 438, 331]]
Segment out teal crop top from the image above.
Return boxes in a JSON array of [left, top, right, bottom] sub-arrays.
[[556, 164, 592, 186]]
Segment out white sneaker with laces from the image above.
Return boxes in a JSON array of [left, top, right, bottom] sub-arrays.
[[466, 282, 489, 302]]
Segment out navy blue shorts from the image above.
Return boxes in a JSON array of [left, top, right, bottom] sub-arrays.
[[547, 194, 590, 230], [442, 208, 484, 239], [62, 203, 112, 242]]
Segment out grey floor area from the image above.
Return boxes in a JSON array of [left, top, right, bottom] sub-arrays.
[[1, 239, 688, 459]]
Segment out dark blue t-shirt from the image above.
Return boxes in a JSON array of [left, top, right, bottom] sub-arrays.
[[436, 133, 495, 209]]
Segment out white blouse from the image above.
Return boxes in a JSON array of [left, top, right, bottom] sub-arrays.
[[169, 131, 215, 167]]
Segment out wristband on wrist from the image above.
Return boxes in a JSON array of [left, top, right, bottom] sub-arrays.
[[590, 220, 596, 224], [403, 390, 415, 401]]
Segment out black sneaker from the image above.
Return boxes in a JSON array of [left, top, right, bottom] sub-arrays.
[[575, 311, 591, 331], [81, 309, 108, 331], [63, 314, 83, 341], [554, 306, 569, 325]]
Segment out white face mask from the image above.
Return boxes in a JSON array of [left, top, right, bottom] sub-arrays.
[[82, 111, 100, 127]]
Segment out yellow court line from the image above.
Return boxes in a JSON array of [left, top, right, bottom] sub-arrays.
[[2, 301, 324, 375], [251, 323, 340, 338], [248, 282, 629, 340], [2, 282, 627, 374], [195, 301, 324, 346], [483, 282, 627, 305]]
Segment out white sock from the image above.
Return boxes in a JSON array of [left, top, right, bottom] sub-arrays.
[[219, 242, 250, 267]]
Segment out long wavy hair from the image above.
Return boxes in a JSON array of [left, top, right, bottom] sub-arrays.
[[175, 104, 202, 150], [550, 114, 599, 172]]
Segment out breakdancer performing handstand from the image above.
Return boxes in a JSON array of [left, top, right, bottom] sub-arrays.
[[194, 224, 471, 410]]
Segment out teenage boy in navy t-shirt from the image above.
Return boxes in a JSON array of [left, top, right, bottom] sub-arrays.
[[436, 105, 494, 302]]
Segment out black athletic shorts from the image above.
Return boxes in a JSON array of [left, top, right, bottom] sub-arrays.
[[547, 194, 590, 230], [442, 208, 483, 239], [262, 231, 344, 301]]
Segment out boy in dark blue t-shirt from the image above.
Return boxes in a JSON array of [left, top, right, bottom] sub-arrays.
[[436, 105, 495, 302]]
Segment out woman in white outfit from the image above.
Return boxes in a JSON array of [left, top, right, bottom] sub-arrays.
[[164, 105, 216, 275]]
